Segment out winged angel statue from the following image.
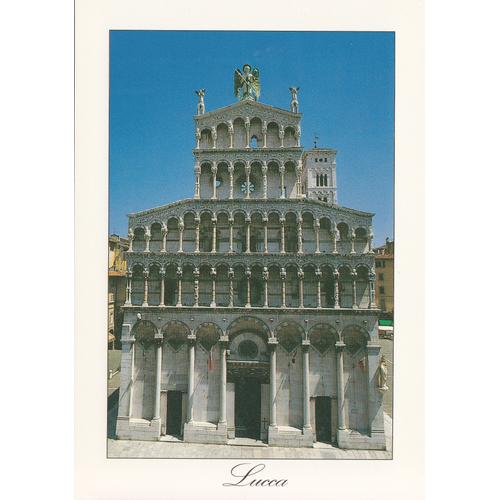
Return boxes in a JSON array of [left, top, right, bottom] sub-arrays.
[[234, 64, 260, 101]]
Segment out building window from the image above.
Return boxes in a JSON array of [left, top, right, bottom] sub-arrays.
[[379, 286, 385, 294], [324, 158, 327, 162], [315, 158, 318, 163], [379, 273, 384, 281], [319, 158, 323, 162], [375, 261, 380, 268]]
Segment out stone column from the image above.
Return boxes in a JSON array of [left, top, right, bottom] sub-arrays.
[[194, 216, 200, 253], [178, 221, 184, 253], [228, 217, 234, 253], [125, 270, 132, 305], [368, 227, 374, 253], [245, 117, 250, 148], [211, 126, 217, 149], [268, 338, 278, 428], [296, 124, 301, 148], [296, 161, 303, 198], [297, 217, 303, 254], [128, 338, 136, 417], [333, 270, 340, 309], [351, 270, 358, 309], [228, 163, 234, 200], [144, 227, 151, 253], [263, 267, 269, 307], [211, 162, 218, 199], [280, 216, 285, 254], [193, 267, 200, 307], [262, 121, 267, 148], [187, 334, 196, 423], [369, 271, 377, 309], [298, 268, 304, 308], [245, 163, 251, 199], [279, 164, 285, 198], [245, 267, 251, 308], [153, 336, 163, 420], [127, 229, 134, 253], [350, 228, 356, 255], [263, 216, 269, 254], [142, 269, 149, 307], [262, 162, 268, 199], [280, 267, 287, 308], [159, 267, 165, 306], [228, 267, 234, 307], [194, 162, 201, 199], [316, 267, 322, 309], [210, 267, 217, 308], [219, 336, 229, 425], [245, 215, 251, 253], [228, 121, 234, 149], [161, 224, 167, 253], [335, 342, 347, 431], [331, 227, 339, 254], [279, 124, 284, 148], [302, 340, 311, 430], [211, 217, 217, 253], [176, 266, 183, 307], [314, 219, 321, 254]]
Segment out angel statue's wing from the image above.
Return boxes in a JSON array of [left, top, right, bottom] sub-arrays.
[[252, 68, 261, 98], [234, 69, 244, 97]]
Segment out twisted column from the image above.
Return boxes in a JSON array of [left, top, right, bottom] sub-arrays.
[[176, 266, 183, 307], [193, 267, 200, 307], [297, 217, 303, 254], [228, 163, 234, 200], [316, 267, 322, 309], [142, 269, 149, 307], [280, 216, 285, 254], [333, 269, 340, 309], [263, 216, 268, 254], [262, 161, 268, 199]]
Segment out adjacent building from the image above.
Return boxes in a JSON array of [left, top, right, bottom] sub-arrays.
[[115, 67, 387, 450], [374, 238, 394, 316]]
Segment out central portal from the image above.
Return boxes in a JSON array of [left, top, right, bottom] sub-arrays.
[[235, 377, 261, 439]]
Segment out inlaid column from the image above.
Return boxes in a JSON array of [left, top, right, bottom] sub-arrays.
[[228, 268, 234, 307], [245, 267, 251, 308], [279, 124, 284, 148], [296, 161, 303, 198], [153, 336, 163, 420], [195, 128, 201, 149], [333, 270, 340, 309], [263, 217, 269, 254], [269, 339, 278, 428], [228, 121, 234, 149], [298, 268, 304, 308], [228, 217, 234, 253], [280, 267, 287, 308], [144, 227, 151, 253], [125, 270, 132, 305], [142, 269, 149, 307], [245, 216, 251, 253], [211, 126, 217, 149], [335, 342, 347, 431], [194, 162, 201, 199], [350, 228, 356, 255], [331, 227, 339, 254], [368, 228, 374, 253], [316, 267, 322, 309], [279, 164, 285, 198], [211, 217, 217, 253], [176, 266, 183, 307], [297, 218, 303, 254], [128, 338, 135, 416], [187, 335, 196, 423], [351, 270, 358, 309], [245, 163, 251, 199], [228, 163, 234, 200], [210, 267, 217, 308], [159, 267, 165, 306], [194, 216, 200, 253], [296, 125, 301, 147], [193, 267, 200, 307], [219, 337, 228, 425], [245, 117, 250, 148], [280, 217, 285, 254], [127, 229, 134, 252], [314, 219, 321, 254], [211, 162, 218, 199], [263, 268, 269, 307], [178, 221, 184, 253], [161, 224, 167, 252], [262, 121, 267, 148], [262, 162, 268, 199], [302, 340, 311, 429], [369, 271, 377, 308]]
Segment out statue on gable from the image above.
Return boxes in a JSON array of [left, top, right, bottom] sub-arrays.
[[234, 64, 260, 101]]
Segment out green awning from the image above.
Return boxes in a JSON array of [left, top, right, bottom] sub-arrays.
[[379, 319, 393, 327]]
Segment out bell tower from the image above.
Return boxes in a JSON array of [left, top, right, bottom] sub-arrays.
[[303, 148, 337, 204]]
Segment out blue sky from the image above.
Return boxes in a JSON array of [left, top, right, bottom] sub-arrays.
[[110, 31, 394, 246]]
